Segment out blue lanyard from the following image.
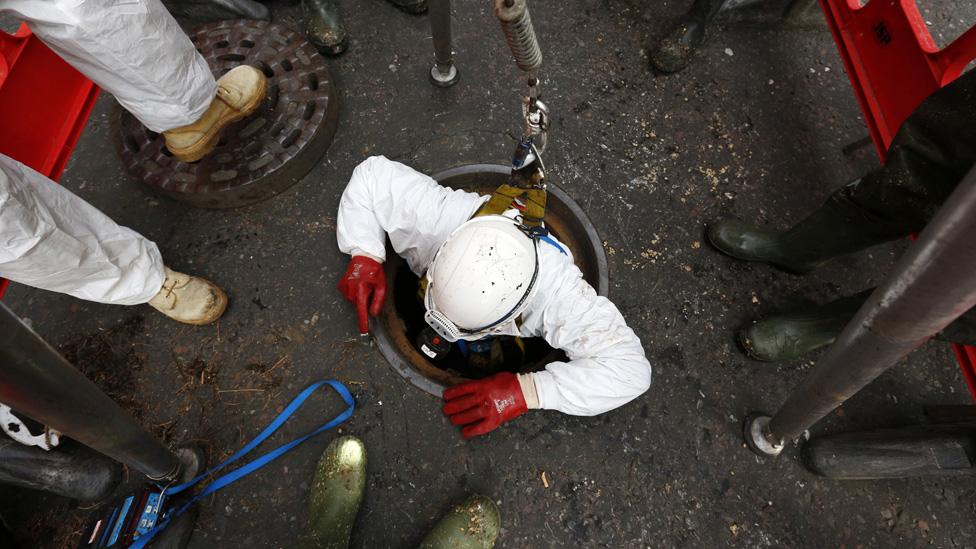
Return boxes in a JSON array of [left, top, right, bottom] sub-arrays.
[[538, 235, 567, 255], [129, 379, 356, 549]]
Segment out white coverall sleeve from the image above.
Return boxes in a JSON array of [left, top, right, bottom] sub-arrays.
[[522, 247, 652, 416], [0, 154, 165, 305], [3, 0, 217, 132], [336, 156, 487, 275]]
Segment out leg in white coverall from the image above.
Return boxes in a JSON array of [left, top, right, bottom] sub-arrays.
[[0, 0, 227, 322], [5, 0, 217, 132]]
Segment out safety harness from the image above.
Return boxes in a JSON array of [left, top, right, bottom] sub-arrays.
[[415, 180, 567, 369], [415, 137, 564, 369], [475, 183, 547, 225], [474, 183, 565, 255]]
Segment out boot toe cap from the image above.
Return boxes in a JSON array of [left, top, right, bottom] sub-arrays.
[[706, 219, 754, 255], [738, 317, 827, 362], [221, 65, 266, 92], [650, 40, 693, 74], [649, 21, 705, 73], [311, 35, 349, 56], [737, 323, 785, 362]]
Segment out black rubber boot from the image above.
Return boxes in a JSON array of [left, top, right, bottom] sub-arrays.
[[387, 0, 428, 15], [303, 0, 348, 56], [650, 0, 727, 73], [0, 439, 120, 502], [0, 515, 14, 549], [738, 291, 871, 362], [803, 423, 976, 479], [151, 447, 206, 549], [161, 0, 270, 21], [716, 70, 976, 361]]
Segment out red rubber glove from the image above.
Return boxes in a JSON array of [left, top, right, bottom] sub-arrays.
[[442, 372, 528, 439], [337, 256, 386, 334]]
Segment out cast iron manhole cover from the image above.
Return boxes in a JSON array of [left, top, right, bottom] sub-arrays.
[[116, 19, 338, 208]]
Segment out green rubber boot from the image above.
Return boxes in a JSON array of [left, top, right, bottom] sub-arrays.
[[301, 436, 367, 549], [707, 179, 917, 274], [707, 218, 824, 274], [738, 291, 870, 362], [740, 288, 976, 362], [649, 0, 726, 74], [303, 0, 348, 56], [419, 495, 501, 549]]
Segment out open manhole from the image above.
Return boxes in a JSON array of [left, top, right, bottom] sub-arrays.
[[370, 164, 609, 397]]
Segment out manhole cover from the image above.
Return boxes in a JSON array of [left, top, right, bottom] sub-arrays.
[[371, 164, 609, 397], [116, 20, 338, 208]]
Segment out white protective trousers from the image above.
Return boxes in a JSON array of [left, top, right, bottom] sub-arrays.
[[0, 0, 216, 303], [0, 154, 165, 304], [2, 0, 217, 132], [337, 156, 653, 417]]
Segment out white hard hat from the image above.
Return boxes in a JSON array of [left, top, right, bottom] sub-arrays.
[[424, 215, 540, 342]]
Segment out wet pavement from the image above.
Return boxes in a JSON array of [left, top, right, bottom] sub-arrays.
[[3, 0, 976, 547]]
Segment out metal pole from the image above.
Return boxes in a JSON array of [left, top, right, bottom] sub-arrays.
[[745, 163, 976, 456], [428, 0, 459, 87], [0, 302, 181, 480]]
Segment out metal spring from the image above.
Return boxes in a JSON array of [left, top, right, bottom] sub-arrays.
[[495, 0, 543, 72]]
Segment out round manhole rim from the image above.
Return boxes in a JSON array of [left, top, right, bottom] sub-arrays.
[[370, 163, 609, 397]]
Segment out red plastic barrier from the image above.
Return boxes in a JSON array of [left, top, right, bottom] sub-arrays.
[[819, 0, 976, 399], [819, 0, 976, 158], [0, 23, 100, 298]]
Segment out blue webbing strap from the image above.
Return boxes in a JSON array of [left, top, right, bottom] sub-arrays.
[[539, 235, 567, 255], [129, 379, 356, 549]]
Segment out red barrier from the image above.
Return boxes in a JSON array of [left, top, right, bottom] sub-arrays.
[[819, 0, 976, 158], [0, 23, 100, 298], [819, 0, 976, 399]]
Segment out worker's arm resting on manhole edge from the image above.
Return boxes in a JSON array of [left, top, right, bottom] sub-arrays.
[[337, 155, 487, 274], [520, 245, 652, 416], [336, 156, 486, 333], [336, 155, 651, 417]]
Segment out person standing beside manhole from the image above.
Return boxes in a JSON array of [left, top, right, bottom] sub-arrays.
[[705, 67, 976, 363], [1, 0, 269, 324], [335, 155, 652, 439]]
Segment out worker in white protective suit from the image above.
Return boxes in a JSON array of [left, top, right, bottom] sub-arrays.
[[336, 156, 652, 439], [0, 0, 269, 323]]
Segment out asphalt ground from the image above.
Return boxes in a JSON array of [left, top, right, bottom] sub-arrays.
[[2, 0, 975, 547]]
